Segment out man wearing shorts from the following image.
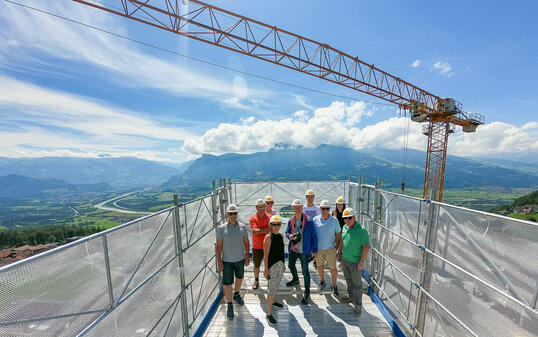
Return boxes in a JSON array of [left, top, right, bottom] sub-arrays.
[[250, 198, 271, 290], [216, 204, 250, 319], [313, 200, 342, 296]]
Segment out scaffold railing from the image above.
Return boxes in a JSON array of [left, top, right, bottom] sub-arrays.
[[1, 179, 537, 337]]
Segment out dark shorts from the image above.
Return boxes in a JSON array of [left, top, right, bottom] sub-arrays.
[[223, 260, 245, 285], [252, 249, 264, 268]]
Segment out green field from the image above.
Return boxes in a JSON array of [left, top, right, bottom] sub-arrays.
[[509, 213, 537, 222], [391, 187, 533, 211]]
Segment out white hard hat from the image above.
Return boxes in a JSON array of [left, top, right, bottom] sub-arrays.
[[305, 189, 315, 196], [269, 215, 282, 224], [256, 199, 265, 206], [265, 195, 273, 202], [226, 204, 239, 213], [291, 199, 303, 207], [335, 196, 345, 204], [320, 200, 330, 207], [342, 208, 357, 218]]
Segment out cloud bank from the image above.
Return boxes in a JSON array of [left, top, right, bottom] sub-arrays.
[[182, 101, 538, 159]]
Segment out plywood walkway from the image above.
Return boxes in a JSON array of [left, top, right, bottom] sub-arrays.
[[204, 262, 395, 337]]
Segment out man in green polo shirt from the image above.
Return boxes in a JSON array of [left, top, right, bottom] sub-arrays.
[[337, 207, 370, 316]]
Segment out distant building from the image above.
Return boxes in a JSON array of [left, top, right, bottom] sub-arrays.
[[0, 244, 58, 267], [66, 236, 84, 243], [522, 205, 537, 214]]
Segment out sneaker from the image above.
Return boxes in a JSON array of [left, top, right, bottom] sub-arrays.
[[227, 304, 234, 318], [318, 280, 326, 291], [273, 301, 284, 308], [300, 293, 310, 305], [354, 305, 362, 316], [252, 279, 259, 290], [233, 293, 244, 306], [333, 285, 339, 297], [266, 314, 277, 325], [286, 278, 300, 287], [341, 294, 350, 302]]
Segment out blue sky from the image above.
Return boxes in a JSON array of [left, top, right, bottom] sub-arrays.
[[0, 0, 537, 162]]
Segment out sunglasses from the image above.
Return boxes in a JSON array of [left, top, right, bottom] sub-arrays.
[[266, 201, 274, 204], [321, 207, 330, 211], [270, 223, 281, 226], [257, 206, 266, 209], [343, 217, 354, 220], [228, 212, 238, 216]]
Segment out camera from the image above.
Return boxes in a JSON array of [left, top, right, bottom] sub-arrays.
[[291, 233, 302, 244]]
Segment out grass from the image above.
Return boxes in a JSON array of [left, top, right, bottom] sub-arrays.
[[509, 213, 537, 222], [391, 187, 532, 212]]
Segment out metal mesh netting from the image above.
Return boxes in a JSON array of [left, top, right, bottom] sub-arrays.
[[0, 185, 225, 337], [233, 181, 347, 225], [359, 187, 538, 336], [181, 195, 215, 250], [424, 205, 538, 336], [85, 259, 182, 337], [0, 236, 108, 336], [233, 181, 347, 207], [106, 210, 175, 304], [374, 192, 427, 328]]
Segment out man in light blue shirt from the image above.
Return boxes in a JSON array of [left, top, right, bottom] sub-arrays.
[[313, 200, 342, 296]]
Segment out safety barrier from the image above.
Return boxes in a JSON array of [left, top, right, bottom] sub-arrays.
[[2, 179, 537, 336]]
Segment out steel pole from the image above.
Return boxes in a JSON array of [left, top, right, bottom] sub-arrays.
[[532, 280, 538, 309], [414, 196, 440, 336], [173, 194, 190, 337], [371, 178, 382, 286], [102, 235, 115, 310], [212, 181, 222, 286]]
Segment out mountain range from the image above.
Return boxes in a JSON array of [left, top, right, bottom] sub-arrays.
[[0, 157, 188, 188], [0, 174, 111, 199], [162, 145, 538, 190], [1, 147, 537, 200]]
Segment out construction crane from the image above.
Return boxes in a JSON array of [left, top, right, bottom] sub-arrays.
[[75, 0, 485, 202]]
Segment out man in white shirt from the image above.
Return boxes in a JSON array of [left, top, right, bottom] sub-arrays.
[[303, 189, 320, 219]]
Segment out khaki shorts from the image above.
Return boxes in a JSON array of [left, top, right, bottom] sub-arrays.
[[252, 249, 264, 268], [316, 248, 337, 269]]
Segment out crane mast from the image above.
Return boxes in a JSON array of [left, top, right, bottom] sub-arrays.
[[75, 0, 484, 202]]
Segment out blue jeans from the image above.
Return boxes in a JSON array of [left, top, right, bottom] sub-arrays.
[[288, 250, 310, 293]]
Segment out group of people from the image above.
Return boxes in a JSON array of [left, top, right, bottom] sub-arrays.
[[215, 190, 370, 325]]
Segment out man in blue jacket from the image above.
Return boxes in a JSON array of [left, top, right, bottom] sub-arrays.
[[286, 199, 318, 305]]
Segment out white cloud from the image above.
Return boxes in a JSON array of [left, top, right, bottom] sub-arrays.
[[433, 61, 453, 77], [181, 100, 537, 160], [0, 75, 195, 161], [411, 59, 421, 67], [292, 94, 315, 110], [182, 101, 408, 156], [448, 121, 538, 157], [0, 1, 268, 111]]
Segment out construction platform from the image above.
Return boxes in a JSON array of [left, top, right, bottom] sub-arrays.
[[204, 262, 395, 337]]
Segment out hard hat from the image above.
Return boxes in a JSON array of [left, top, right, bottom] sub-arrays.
[[320, 200, 330, 207], [265, 195, 273, 202], [226, 204, 239, 213], [291, 199, 303, 207], [335, 196, 345, 204], [269, 215, 282, 224], [342, 208, 357, 218], [306, 189, 315, 196], [256, 199, 265, 206]]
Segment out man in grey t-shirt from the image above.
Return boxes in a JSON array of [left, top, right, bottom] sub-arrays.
[[216, 204, 250, 319]]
